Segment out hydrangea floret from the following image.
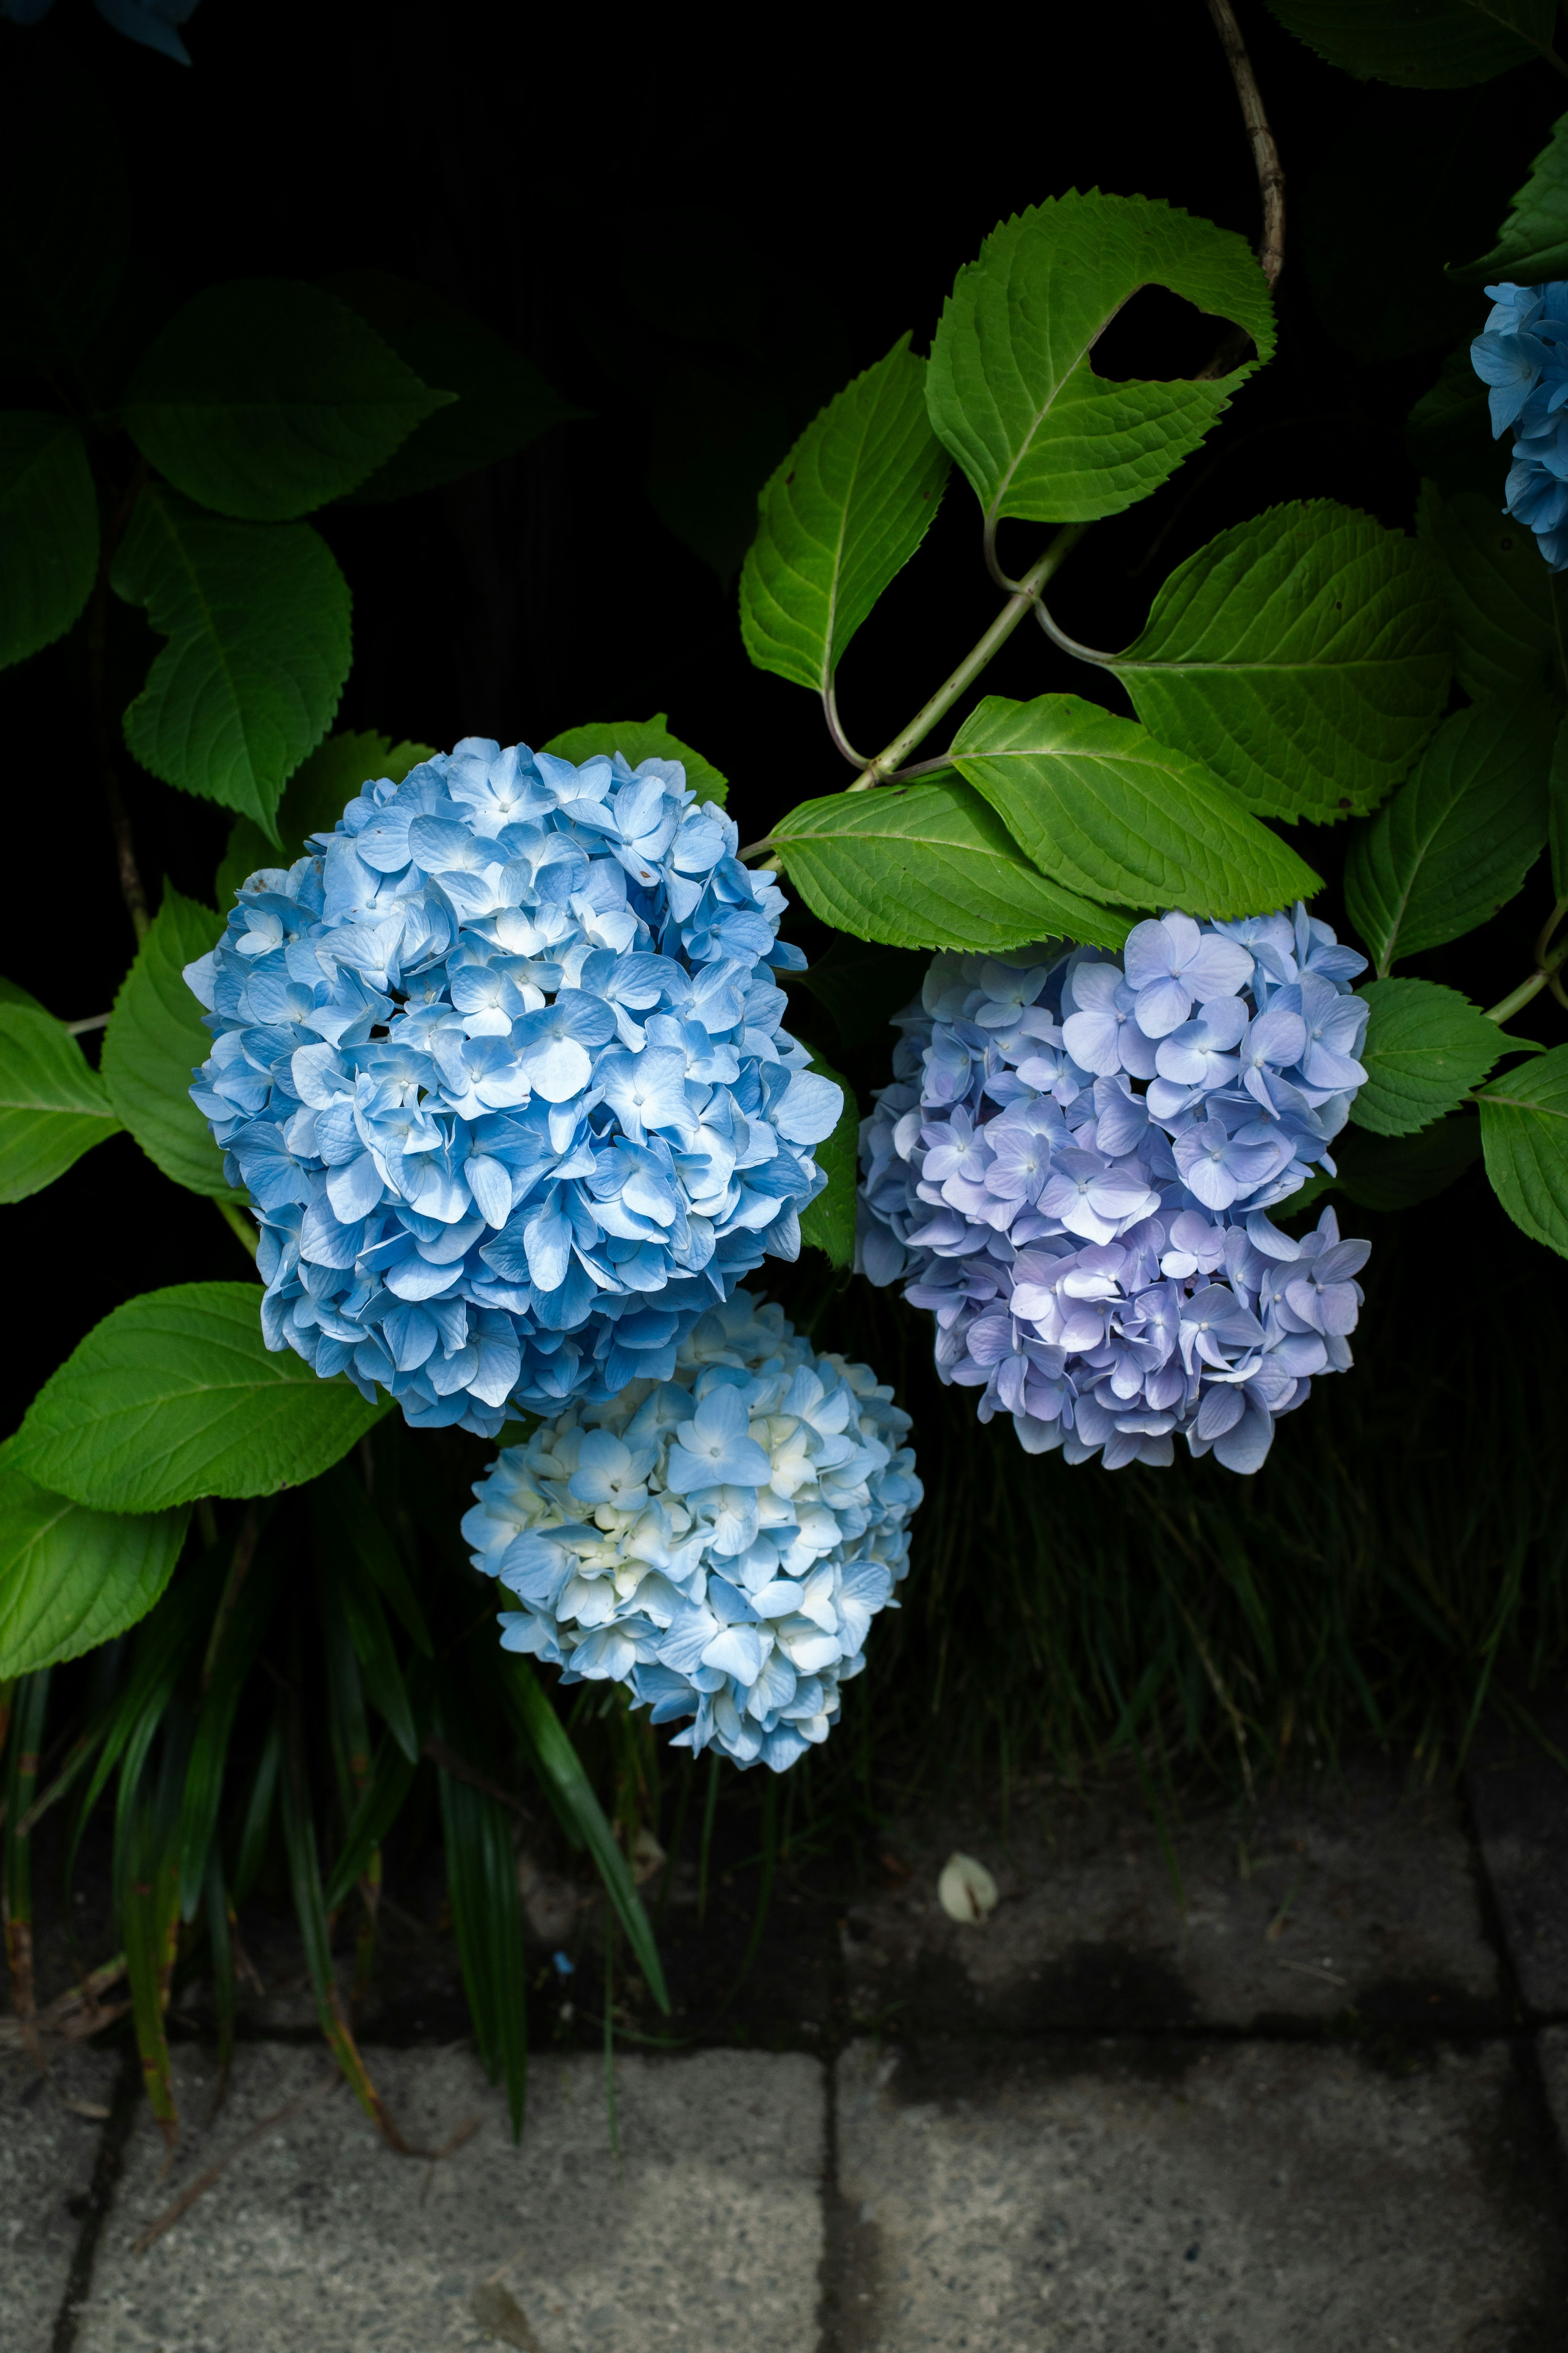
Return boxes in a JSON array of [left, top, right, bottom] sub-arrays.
[[857, 906, 1372, 1474], [1471, 280, 1568, 569], [185, 739, 842, 1434], [462, 1292, 922, 1770]]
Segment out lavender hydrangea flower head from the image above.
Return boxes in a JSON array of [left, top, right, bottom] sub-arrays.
[[857, 905, 1371, 1475], [462, 1292, 922, 1770], [184, 738, 842, 1435], [1470, 280, 1568, 569]]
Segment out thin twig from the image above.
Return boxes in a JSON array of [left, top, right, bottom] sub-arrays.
[[1206, 0, 1285, 291]]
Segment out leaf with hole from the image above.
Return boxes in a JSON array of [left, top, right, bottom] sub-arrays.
[[950, 693, 1319, 917], [772, 779, 1130, 953], [1265, 0, 1557, 86], [0, 416, 98, 670], [102, 884, 237, 1200], [11, 1281, 389, 1514], [926, 192, 1274, 530], [0, 1450, 188, 1681], [1351, 977, 1510, 1136], [1418, 481, 1559, 700], [797, 1053, 857, 1270], [215, 730, 437, 907], [1109, 501, 1452, 823], [1452, 104, 1568, 279], [1478, 1042, 1568, 1253], [542, 714, 728, 807], [0, 1004, 120, 1202], [113, 486, 351, 834]]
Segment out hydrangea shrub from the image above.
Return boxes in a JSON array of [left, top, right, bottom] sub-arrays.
[[858, 908, 1372, 1474], [185, 739, 842, 1434], [462, 1292, 922, 1769]]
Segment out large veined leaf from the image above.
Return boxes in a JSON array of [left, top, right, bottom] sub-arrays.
[[1418, 481, 1560, 700], [739, 337, 949, 699], [0, 1450, 188, 1679], [11, 1282, 388, 1514], [0, 1004, 121, 1201], [1452, 106, 1568, 281], [1266, 0, 1557, 86], [124, 279, 454, 521], [542, 714, 728, 807], [1478, 1042, 1568, 1253], [0, 415, 99, 670], [216, 729, 437, 907], [771, 779, 1130, 952], [101, 885, 235, 1199], [949, 693, 1319, 917], [1108, 502, 1452, 823], [1351, 977, 1510, 1135], [798, 1053, 857, 1270], [113, 486, 352, 834], [1345, 691, 1554, 975], [926, 192, 1274, 530]]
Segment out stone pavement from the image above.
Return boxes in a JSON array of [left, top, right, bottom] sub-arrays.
[[5, 1752, 1567, 2352]]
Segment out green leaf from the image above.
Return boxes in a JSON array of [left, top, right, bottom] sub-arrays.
[[1352, 976, 1509, 1135], [1265, 0, 1557, 86], [1452, 106, 1568, 280], [1478, 1041, 1568, 1252], [1405, 346, 1505, 499], [1108, 501, 1452, 823], [311, 1464, 432, 1659], [949, 692, 1320, 917], [101, 884, 234, 1199], [326, 271, 584, 504], [541, 714, 728, 808], [113, 485, 351, 834], [434, 1720, 528, 2139], [11, 1281, 389, 1514], [123, 279, 454, 522], [215, 730, 437, 907], [0, 1451, 188, 1681], [793, 938, 927, 1052], [798, 1054, 857, 1270], [772, 778, 1130, 953], [316, 1506, 419, 1765], [0, 416, 98, 670], [739, 336, 949, 698], [1331, 1115, 1483, 1211], [0, 1004, 120, 1202], [1345, 690, 1555, 976], [1417, 480, 1560, 700], [0, 977, 47, 1015], [926, 192, 1274, 529]]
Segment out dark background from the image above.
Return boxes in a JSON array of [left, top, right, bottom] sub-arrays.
[[4, 0, 1566, 1442]]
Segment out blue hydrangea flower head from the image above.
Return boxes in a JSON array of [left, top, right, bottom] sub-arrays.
[[462, 1291, 922, 1771], [1471, 280, 1568, 569], [185, 738, 842, 1435], [858, 905, 1371, 1475]]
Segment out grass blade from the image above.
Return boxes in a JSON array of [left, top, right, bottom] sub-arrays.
[[323, 1733, 417, 1914], [232, 1708, 282, 1905], [120, 1709, 191, 2151], [177, 1538, 283, 1918], [311, 1466, 432, 1658], [434, 1712, 528, 2141], [204, 1843, 236, 2108], [316, 1510, 419, 1765], [2, 1670, 51, 2038]]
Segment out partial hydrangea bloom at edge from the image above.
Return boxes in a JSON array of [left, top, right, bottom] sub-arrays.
[[1471, 280, 1568, 569], [463, 1291, 922, 1771], [858, 906, 1371, 1475], [184, 738, 841, 1434]]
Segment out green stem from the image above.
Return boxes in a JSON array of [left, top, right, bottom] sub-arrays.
[[1483, 909, 1568, 1026], [216, 1198, 259, 1260], [1484, 972, 1550, 1026]]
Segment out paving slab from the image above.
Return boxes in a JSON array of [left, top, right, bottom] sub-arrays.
[[1, 2047, 119, 2353], [834, 2032, 1565, 2351], [846, 1765, 1502, 2036], [75, 2042, 824, 2353], [1465, 1698, 1568, 2014]]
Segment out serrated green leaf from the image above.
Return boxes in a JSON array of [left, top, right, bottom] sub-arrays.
[[798, 1053, 857, 1270], [926, 192, 1274, 530], [1452, 106, 1568, 280], [216, 730, 437, 907], [739, 335, 949, 698], [1109, 501, 1452, 823], [101, 884, 236, 1199], [1345, 691, 1555, 976], [0, 1003, 120, 1202], [124, 279, 454, 521], [1478, 1041, 1568, 1251], [1266, 0, 1555, 86], [0, 1451, 188, 1680], [1352, 976, 1508, 1135], [0, 977, 46, 1015], [541, 714, 728, 808], [327, 271, 584, 504], [0, 416, 98, 670], [773, 778, 1131, 952], [949, 692, 1319, 917], [1417, 480, 1560, 699], [12, 1281, 388, 1514], [1332, 1114, 1484, 1211], [113, 486, 351, 833]]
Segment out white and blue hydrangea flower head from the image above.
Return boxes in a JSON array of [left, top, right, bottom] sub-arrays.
[[184, 738, 842, 1435], [462, 1291, 922, 1771], [858, 905, 1372, 1476]]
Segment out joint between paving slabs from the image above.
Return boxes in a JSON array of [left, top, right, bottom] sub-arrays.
[[50, 2041, 142, 2353]]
